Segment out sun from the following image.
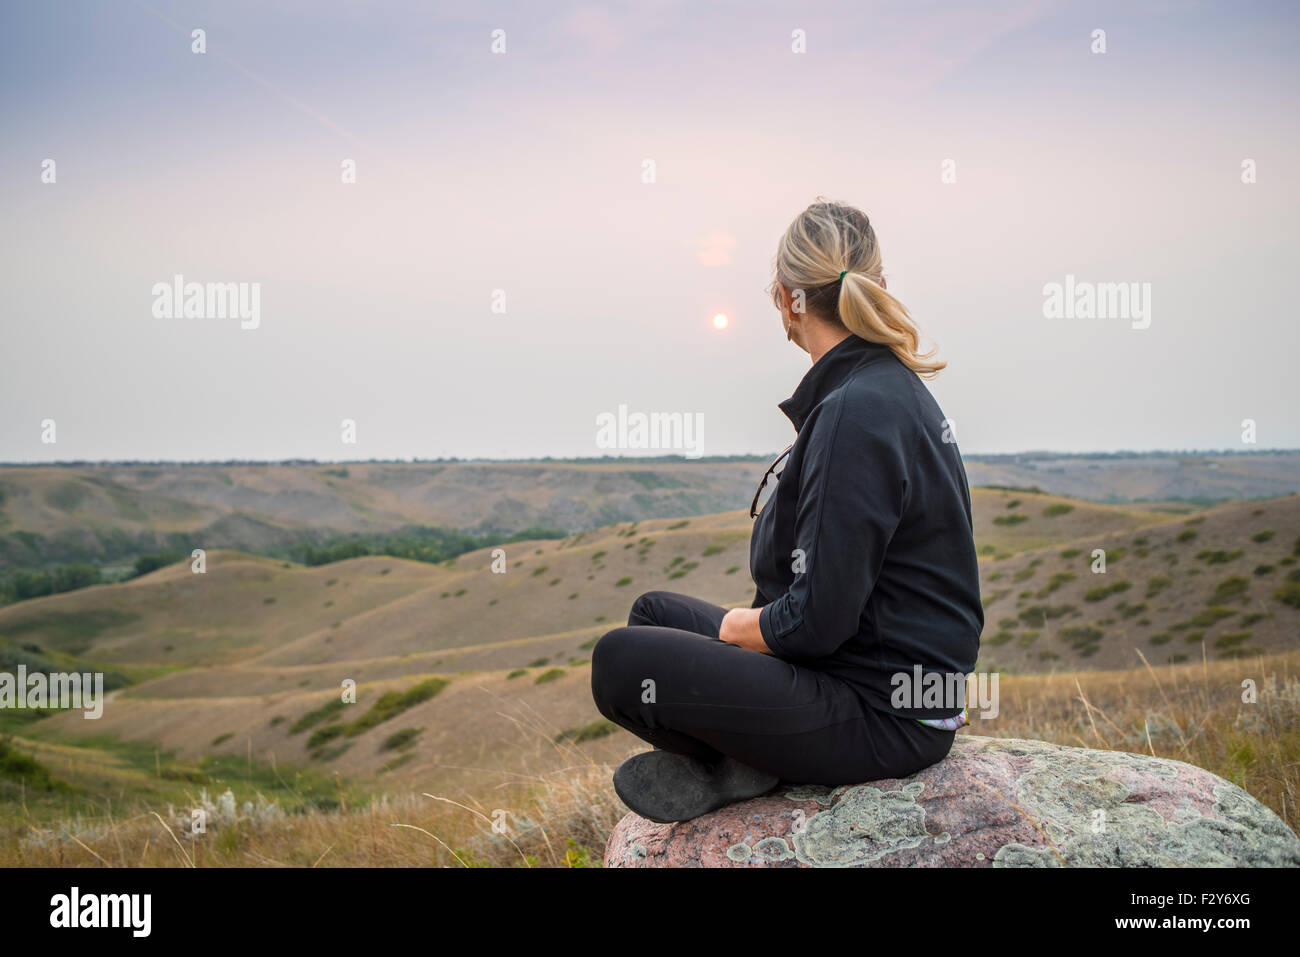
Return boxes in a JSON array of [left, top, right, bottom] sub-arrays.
[[712, 313, 729, 330]]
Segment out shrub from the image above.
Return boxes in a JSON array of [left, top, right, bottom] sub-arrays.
[[1059, 625, 1104, 656], [534, 668, 567, 685], [506, 669, 527, 679], [1059, 548, 1083, 559], [1273, 582, 1300, 609], [702, 544, 726, 557], [1175, 528, 1198, 543], [1208, 576, 1249, 605], [555, 719, 618, 744], [380, 728, 422, 752], [307, 724, 345, 749], [1036, 572, 1076, 597], [1084, 581, 1131, 602], [1178, 607, 1236, 629], [1145, 575, 1174, 598], [290, 698, 347, 734], [1017, 603, 1075, 627], [1116, 600, 1147, 620], [993, 514, 1029, 526], [344, 678, 450, 737], [615, 576, 633, 587], [1196, 549, 1243, 565], [1042, 503, 1074, 517], [1252, 530, 1275, 543], [668, 561, 699, 580], [981, 590, 1008, 609], [1213, 632, 1251, 651], [133, 551, 184, 578], [0, 737, 68, 791]]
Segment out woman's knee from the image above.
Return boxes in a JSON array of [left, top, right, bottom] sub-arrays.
[[590, 627, 644, 715], [627, 590, 673, 626]]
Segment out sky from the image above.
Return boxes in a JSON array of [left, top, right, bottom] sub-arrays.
[[1, 0, 1298, 462]]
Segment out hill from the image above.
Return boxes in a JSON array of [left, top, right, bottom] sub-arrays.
[[3, 489, 1297, 813], [3, 451, 1298, 573]]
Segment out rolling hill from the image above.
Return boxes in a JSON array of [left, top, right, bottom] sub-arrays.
[[3, 451, 1298, 573], [3, 488, 1296, 813]]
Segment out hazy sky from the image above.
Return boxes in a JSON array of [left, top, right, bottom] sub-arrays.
[[2, 0, 1298, 462]]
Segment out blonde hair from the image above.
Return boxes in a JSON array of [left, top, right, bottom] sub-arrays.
[[770, 199, 945, 377]]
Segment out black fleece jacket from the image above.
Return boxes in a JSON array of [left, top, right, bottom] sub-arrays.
[[749, 333, 983, 719]]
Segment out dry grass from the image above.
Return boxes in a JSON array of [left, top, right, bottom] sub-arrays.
[[971, 647, 1300, 836], [2, 688, 629, 868], [7, 648, 1298, 867]]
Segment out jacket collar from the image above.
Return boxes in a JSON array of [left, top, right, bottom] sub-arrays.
[[778, 334, 890, 431]]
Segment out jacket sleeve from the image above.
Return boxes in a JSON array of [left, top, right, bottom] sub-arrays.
[[758, 394, 910, 660]]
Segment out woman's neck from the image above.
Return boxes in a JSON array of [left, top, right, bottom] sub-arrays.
[[806, 323, 853, 366]]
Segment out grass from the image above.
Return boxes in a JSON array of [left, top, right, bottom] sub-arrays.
[[2, 727, 616, 867], [0, 737, 69, 794], [343, 679, 449, 738], [289, 697, 347, 734], [554, 719, 618, 744], [6, 652, 1300, 867], [380, 728, 422, 752], [0, 609, 141, 655]]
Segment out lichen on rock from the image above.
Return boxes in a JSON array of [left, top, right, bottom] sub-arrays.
[[604, 735, 1300, 868]]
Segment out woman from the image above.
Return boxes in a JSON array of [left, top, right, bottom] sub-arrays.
[[590, 200, 983, 823]]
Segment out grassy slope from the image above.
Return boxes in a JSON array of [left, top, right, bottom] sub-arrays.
[[0, 462, 767, 568], [2, 490, 1298, 863]]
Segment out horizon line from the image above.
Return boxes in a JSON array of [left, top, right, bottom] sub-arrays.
[[1, 447, 1297, 468]]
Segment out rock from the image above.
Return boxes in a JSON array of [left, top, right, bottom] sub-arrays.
[[603, 734, 1300, 867]]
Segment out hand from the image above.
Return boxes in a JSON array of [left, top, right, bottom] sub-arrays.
[[718, 607, 773, 654]]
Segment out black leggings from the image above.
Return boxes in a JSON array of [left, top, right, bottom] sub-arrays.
[[590, 591, 955, 785]]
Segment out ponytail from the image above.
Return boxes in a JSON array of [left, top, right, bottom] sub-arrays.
[[839, 272, 945, 377], [771, 199, 945, 378]]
